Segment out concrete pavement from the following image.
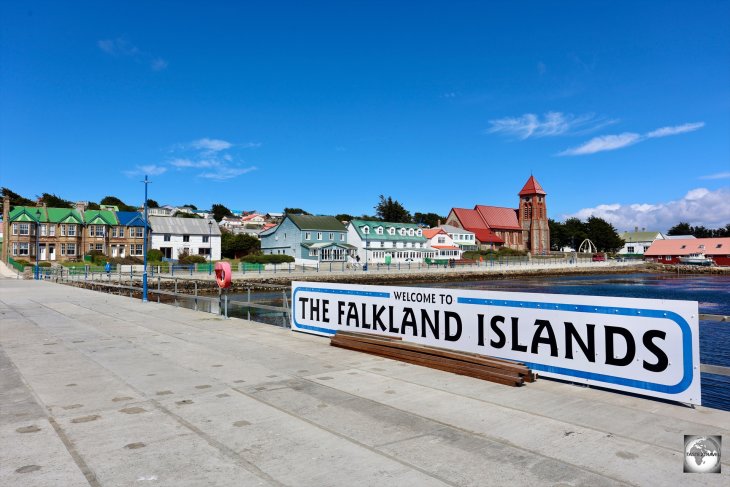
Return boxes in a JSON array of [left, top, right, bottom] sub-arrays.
[[1, 278, 728, 486]]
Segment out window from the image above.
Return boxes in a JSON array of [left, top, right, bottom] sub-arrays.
[[13, 242, 30, 256], [388, 228, 395, 235], [399, 228, 406, 236], [340, 234, 344, 241], [202, 235, 209, 243], [135, 227, 143, 238], [112, 227, 117, 237], [408, 229, 414, 236], [183, 235, 190, 242], [309, 249, 319, 257], [375, 227, 383, 235], [329, 233, 334, 240], [716, 244, 723, 249], [317, 232, 322, 240], [438, 236, 446, 244], [699, 244, 705, 250], [680, 245, 686, 249], [164, 234, 171, 242], [362, 226, 370, 234], [49, 225, 55, 236], [118, 227, 124, 238], [416, 229, 422, 236], [305, 232, 311, 240], [132, 244, 144, 256], [40, 224, 47, 236], [95, 244, 104, 252], [198, 248, 210, 256], [61, 244, 66, 255], [68, 225, 76, 237], [627, 246, 635, 253], [65, 244, 76, 256], [19, 223, 30, 236], [95, 225, 104, 237]]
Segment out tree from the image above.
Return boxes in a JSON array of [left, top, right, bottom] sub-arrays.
[[39, 193, 73, 208], [182, 203, 198, 210], [335, 213, 354, 222], [548, 218, 569, 251], [413, 212, 444, 228], [667, 222, 693, 236], [146, 199, 159, 208], [586, 216, 624, 252], [100, 196, 136, 211], [211, 203, 233, 222], [87, 201, 100, 210], [1, 187, 34, 210], [375, 195, 411, 223], [173, 211, 201, 218], [283, 207, 310, 215], [562, 217, 588, 249], [221, 231, 261, 259]]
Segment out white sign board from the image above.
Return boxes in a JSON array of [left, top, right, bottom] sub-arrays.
[[291, 281, 701, 405]]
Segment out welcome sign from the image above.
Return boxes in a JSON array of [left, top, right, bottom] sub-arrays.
[[291, 281, 701, 405]]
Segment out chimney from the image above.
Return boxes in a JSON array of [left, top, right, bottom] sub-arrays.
[[76, 201, 87, 214], [2, 195, 9, 262], [437, 219, 441, 227]]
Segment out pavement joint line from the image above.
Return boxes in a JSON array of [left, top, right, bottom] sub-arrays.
[[354, 366, 729, 463], [230, 386, 461, 487], [277, 377, 639, 487]]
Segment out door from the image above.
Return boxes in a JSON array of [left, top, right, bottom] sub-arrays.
[[49, 245, 56, 261], [39, 244, 46, 260]]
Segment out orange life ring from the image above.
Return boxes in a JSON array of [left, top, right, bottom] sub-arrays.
[[214, 262, 232, 288]]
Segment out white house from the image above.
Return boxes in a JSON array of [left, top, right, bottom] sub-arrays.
[[437, 224, 477, 251], [346, 219, 433, 265], [219, 216, 243, 231], [423, 228, 463, 260], [149, 216, 221, 261], [241, 213, 266, 227], [618, 230, 664, 256]]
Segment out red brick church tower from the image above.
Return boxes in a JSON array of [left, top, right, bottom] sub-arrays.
[[518, 175, 550, 254]]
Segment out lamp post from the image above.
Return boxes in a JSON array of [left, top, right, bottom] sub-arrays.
[[142, 175, 149, 303], [35, 208, 41, 280], [208, 219, 213, 275], [364, 234, 368, 271]]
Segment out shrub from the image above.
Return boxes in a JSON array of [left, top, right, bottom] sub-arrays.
[[241, 254, 294, 264], [85, 250, 106, 265], [109, 256, 143, 265], [146, 249, 163, 262], [38, 261, 52, 267], [179, 253, 207, 264], [13, 259, 30, 267]]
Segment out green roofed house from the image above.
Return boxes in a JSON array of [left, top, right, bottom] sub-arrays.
[[3, 202, 84, 263], [618, 229, 665, 257], [346, 219, 434, 265], [259, 214, 356, 266]]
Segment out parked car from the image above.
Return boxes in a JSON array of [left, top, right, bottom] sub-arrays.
[[592, 253, 606, 262]]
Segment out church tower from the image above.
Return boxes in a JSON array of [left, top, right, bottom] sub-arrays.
[[518, 176, 550, 254]]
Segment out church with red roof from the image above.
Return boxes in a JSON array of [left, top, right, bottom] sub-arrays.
[[444, 175, 550, 254]]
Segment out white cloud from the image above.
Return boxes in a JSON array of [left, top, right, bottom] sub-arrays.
[[191, 138, 233, 152], [699, 171, 730, 180], [124, 164, 167, 177], [486, 112, 611, 140], [564, 187, 730, 232], [169, 158, 219, 168], [559, 132, 641, 156], [98, 37, 167, 71], [646, 122, 705, 138], [198, 166, 257, 180], [559, 121, 705, 156]]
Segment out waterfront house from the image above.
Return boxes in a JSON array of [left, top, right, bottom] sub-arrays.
[[346, 219, 433, 265], [84, 208, 118, 256], [259, 214, 354, 265], [3, 203, 84, 263], [436, 224, 477, 252], [618, 229, 664, 257], [149, 216, 221, 261], [445, 175, 550, 254], [113, 211, 149, 258], [643, 237, 730, 266], [423, 228, 463, 260]]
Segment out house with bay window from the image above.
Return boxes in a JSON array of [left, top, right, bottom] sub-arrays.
[[4, 205, 84, 262], [423, 228, 463, 260], [346, 219, 433, 265], [259, 214, 354, 266]]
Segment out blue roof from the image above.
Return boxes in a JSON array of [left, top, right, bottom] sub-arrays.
[[116, 211, 147, 226]]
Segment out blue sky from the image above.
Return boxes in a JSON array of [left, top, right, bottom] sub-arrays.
[[2, 1, 729, 231]]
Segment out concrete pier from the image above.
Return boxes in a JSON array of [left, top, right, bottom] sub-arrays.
[[1, 279, 728, 486]]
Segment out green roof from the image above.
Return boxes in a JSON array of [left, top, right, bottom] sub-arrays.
[[350, 219, 427, 242], [84, 210, 118, 225], [621, 231, 662, 242], [8, 206, 83, 224], [287, 214, 346, 231]]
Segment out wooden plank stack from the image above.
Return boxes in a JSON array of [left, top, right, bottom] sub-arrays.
[[330, 331, 535, 387]]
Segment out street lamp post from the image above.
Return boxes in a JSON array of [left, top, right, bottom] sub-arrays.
[[142, 175, 150, 303], [364, 234, 368, 271], [208, 220, 213, 275], [35, 208, 41, 280]]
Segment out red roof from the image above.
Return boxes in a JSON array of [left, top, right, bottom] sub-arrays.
[[450, 208, 506, 243], [475, 205, 522, 230], [644, 237, 730, 257], [471, 228, 504, 243], [422, 228, 446, 239], [519, 175, 547, 196]]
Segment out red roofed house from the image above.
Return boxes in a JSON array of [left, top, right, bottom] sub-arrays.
[[445, 175, 550, 254], [643, 237, 730, 266], [422, 228, 463, 260]]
